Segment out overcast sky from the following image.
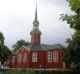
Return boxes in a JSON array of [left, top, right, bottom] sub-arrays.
[[0, 0, 74, 48]]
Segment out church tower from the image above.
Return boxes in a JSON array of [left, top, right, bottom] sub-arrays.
[[30, 3, 41, 44]]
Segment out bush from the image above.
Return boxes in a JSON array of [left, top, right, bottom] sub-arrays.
[[5, 69, 35, 74]]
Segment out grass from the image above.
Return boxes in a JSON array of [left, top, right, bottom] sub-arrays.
[[0, 69, 35, 74], [0, 68, 80, 74]]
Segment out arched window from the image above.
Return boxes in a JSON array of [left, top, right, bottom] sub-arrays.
[[12, 56, 15, 64], [18, 54, 22, 63], [53, 51, 58, 62], [48, 52, 52, 62], [23, 53, 27, 62], [32, 52, 37, 62]]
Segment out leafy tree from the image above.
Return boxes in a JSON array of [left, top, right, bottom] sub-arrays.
[[60, 0, 80, 70], [0, 32, 4, 64], [0, 32, 4, 45], [0, 32, 12, 64], [12, 39, 29, 52], [63, 32, 80, 69], [1, 45, 12, 64], [60, 0, 80, 31]]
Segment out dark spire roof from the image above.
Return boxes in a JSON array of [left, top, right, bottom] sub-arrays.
[[34, 2, 38, 21]]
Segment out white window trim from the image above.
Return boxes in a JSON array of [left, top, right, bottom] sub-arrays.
[[23, 53, 27, 62], [18, 54, 22, 63], [48, 52, 52, 62], [32, 52, 37, 62], [53, 51, 58, 62]]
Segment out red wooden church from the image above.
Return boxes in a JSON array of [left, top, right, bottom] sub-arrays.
[[10, 4, 64, 69]]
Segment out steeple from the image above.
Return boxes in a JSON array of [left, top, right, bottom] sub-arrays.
[[35, 2, 38, 21], [33, 2, 39, 30], [30, 2, 41, 45]]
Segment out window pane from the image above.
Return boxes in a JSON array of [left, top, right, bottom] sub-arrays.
[[18, 54, 22, 63], [53, 51, 58, 62], [32, 52, 37, 62], [48, 52, 52, 62], [23, 53, 27, 62]]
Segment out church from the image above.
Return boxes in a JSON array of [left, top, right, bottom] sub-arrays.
[[10, 4, 64, 69]]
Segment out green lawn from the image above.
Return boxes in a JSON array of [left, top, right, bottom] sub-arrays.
[[0, 69, 79, 74]]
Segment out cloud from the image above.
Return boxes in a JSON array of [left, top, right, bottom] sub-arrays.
[[0, 0, 74, 48]]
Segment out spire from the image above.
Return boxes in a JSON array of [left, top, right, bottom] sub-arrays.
[[35, 2, 38, 21], [30, 1, 41, 44], [33, 1, 39, 30]]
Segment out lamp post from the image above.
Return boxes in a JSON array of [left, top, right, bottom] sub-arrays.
[[39, 64, 42, 74]]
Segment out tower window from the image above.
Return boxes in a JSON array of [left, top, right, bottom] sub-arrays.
[[53, 51, 58, 62], [48, 52, 52, 62], [23, 53, 27, 62], [32, 52, 37, 62]]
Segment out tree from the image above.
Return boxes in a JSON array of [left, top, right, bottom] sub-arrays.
[[60, 0, 80, 31], [0, 32, 4, 64], [1, 45, 12, 64], [60, 0, 80, 70], [63, 32, 80, 69], [12, 39, 29, 52], [0, 32, 12, 64], [0, 32, 4, 45]]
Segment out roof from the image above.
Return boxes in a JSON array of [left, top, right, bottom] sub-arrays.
[[22, 43, 65, 51]]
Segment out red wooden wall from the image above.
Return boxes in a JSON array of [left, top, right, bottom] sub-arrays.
[[10, 47, 63, 69]]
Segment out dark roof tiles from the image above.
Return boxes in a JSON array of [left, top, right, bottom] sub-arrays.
[[23, 43, 65, 51]]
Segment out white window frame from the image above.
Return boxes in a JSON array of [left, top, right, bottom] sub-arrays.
[[18, 54, 22, 63], [12, 56, 15, 64], [48, 52, 52, 62], [23, 53, 27, 62], [53, 51, 58, 62], [32, 52, 37, 62]]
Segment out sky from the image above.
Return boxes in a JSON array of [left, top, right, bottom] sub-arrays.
[[0, 0, 74, 49]]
